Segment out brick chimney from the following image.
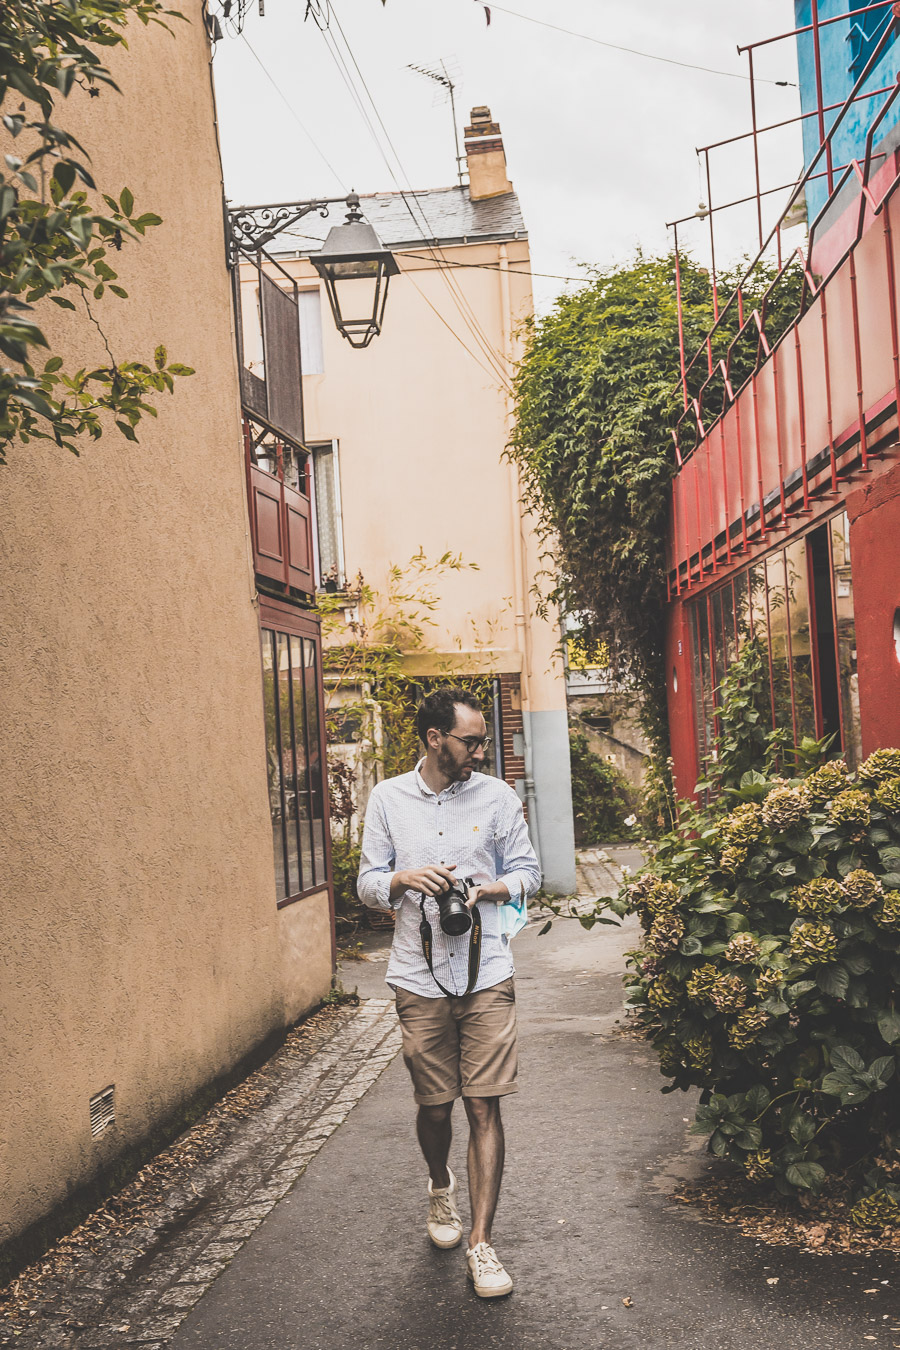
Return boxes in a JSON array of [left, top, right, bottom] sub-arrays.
[[464, 105, 513, 201]]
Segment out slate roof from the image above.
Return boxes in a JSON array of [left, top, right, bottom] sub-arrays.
[[264, 185, 527, 257]]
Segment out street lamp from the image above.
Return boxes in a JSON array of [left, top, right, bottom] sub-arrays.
[[310, 194, 400, 349], [227, 192, 399, 349]]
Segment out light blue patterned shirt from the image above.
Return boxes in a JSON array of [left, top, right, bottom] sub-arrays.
[[357, 762, 541, 998]]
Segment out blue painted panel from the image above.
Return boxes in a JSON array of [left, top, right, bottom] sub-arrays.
[[793, 0, 898, 222]]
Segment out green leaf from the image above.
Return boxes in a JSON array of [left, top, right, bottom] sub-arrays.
[[878, 1010, 900, 1045], [869, 1055, 895, 1084], [154, 344, 167, 370], [816, 965, 849, 999], [13, 388, 55, 418], [788, 1110, 816, 1144], [115, 420, 139, 442], [830, 1044, 865, 1073], [53, 161, 77, 195], [744, 1085, 771, 1115], [120, 187, 135, 217], [785, 1161, 826, 1191], [787, 980, 816, 1001], [133, 211, 162, 232]]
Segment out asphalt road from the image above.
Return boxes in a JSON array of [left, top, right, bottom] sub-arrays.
[[169, 909, 900, 1350]]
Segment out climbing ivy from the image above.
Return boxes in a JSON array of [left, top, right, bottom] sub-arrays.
[[508, 250, 805, 775]]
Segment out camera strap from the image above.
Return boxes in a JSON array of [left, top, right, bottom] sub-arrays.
[[418, 898, 483, 998]]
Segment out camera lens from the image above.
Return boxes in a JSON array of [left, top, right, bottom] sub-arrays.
[[437, 884, 472, 936]]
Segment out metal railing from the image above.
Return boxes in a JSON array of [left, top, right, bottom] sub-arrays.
[[667, 9, 900, 596]]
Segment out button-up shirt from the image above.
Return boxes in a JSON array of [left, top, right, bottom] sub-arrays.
[[357, 762, 541, 998]]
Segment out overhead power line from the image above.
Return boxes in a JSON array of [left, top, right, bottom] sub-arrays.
[[322, 4, 516, 390], [239, 33, 343, 188], [402, 251, 586, 284], [231, 15, 534, 386], [277, 230, 589, 284], [477, 3, 798, 87]]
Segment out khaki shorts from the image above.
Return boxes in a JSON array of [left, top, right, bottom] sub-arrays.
[[392, 977, 518, 1106]]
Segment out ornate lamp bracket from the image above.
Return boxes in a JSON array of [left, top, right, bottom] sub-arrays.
[[227, 197, 349, 263]]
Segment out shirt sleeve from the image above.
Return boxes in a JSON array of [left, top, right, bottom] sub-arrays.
[[356, 789, 397, 911], [496, 792, 542, 902]]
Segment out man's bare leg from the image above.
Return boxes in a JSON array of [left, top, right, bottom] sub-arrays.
[[416, 1102, 453, 1188], [463, 1096, 505, 1246]]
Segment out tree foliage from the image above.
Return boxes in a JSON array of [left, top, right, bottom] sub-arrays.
[[1, 0, 193, 463], [508, 251, 805, 763], [568, 730, 635, 846]]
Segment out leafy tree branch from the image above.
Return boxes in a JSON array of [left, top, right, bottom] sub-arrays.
[[1, 0, 193, 463]]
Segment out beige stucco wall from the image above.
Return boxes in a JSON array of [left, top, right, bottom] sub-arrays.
[[253, 238, 566, 714], [0, 5, 331, 1252]]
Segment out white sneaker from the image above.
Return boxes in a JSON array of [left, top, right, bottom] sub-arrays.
[[466, 1241, 514, 1298], [427, 1167, 463, 1248]]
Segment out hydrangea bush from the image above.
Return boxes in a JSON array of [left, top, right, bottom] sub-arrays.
[[602, 748, 900, 1214]]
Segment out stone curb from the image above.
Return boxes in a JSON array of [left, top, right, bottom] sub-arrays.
[[4, 1000, 400, 1349]]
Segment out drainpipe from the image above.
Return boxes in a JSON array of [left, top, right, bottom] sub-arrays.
[[499, 242, 542, 868]]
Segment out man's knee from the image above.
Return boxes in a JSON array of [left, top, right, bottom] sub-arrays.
[[463, 1095, 501, 1129], [418, 1101, 453, 1127]]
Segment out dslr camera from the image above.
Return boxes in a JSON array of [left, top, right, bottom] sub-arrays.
[[437, 876, 476, 936]]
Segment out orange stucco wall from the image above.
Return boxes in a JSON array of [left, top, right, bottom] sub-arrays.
[[0, 4, 331, 1253]]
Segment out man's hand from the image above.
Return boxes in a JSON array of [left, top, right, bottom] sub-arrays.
[[465, 879, 510, 909], [391, 863, 457, 901]]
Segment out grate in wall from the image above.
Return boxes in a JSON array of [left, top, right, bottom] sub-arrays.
[[89, 1085, 115, 1138]]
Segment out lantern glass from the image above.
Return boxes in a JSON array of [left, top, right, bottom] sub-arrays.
[[310, 208, 399, 348]]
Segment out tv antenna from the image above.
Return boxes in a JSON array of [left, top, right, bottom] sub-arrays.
[[408, 60, 465, 187]]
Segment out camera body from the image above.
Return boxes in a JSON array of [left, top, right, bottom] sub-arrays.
[[437, 876, 476, 936]]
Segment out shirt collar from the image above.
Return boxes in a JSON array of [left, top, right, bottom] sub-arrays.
[[413, 758, 473, 800]]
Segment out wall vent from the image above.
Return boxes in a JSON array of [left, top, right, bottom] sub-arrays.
[[89, 1085, 115, 1138]]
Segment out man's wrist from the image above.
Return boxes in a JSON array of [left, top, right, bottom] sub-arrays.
[[388, 870, 408, 902], [475, 879, 510, 902]]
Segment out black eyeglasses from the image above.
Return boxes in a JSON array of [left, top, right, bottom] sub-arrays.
[[444, 732, 492, 753]]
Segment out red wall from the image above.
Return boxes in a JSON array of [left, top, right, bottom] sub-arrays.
[[665, 599, 700, 800], [847, 460, 900, 755]]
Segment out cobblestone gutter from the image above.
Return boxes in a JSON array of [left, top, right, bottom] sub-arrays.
[[1, 1000, 400, 1350]]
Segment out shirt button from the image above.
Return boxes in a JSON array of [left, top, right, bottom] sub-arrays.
[[438, 831, 443, 836]]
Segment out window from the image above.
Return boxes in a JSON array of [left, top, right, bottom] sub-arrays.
[[687, 512, 861, 777], [261, 623, 328, 905], [311, 440, 345, 587], [298, 288, 324, 376]]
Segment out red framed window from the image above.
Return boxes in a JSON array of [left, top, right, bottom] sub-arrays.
[[259, 601, 329, 907], [687, 510, 861, 776]]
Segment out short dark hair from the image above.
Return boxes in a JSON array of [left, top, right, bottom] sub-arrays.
[[416, 686, 482, 744]]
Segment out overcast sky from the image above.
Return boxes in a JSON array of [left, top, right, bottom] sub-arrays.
[[210, 0, 804, 310]]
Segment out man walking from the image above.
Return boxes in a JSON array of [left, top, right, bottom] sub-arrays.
[[357, 686, 540, 1298]]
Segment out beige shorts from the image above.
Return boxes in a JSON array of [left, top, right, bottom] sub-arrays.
[[392, 977, 518, 1106]]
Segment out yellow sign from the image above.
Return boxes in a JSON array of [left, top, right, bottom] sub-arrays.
[[567, 637, 610, 672]]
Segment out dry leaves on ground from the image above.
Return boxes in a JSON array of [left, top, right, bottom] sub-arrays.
[[672, 1172, 900, 1256]]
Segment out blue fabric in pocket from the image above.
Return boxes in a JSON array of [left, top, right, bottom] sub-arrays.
[[498, 880, 528, 940]]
